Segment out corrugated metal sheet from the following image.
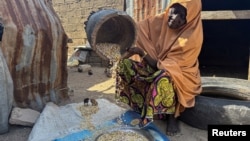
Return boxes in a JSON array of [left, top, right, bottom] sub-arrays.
[[126, 0, 170, 21], [0, 0, 69, 111]]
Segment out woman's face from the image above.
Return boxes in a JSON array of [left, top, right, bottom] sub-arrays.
[[167, 4, 187, 29]]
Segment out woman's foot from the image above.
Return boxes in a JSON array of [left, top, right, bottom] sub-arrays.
[[166, 114, 180, 136]]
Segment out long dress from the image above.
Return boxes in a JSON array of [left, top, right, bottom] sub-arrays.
[[116, 59, 176, 126]]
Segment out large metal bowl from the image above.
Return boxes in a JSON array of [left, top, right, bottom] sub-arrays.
[[95, 127, 154, 141], [85, 9, 137, 61]]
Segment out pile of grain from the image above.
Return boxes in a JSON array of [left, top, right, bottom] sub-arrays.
[[78, 104, 99, 130], [96, 130, 149, 141]]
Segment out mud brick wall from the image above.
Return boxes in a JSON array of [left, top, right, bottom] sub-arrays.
[[52, 0, 124, 66]]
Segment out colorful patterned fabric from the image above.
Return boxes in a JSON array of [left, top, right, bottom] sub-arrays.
[[116, 59, 176, 127]]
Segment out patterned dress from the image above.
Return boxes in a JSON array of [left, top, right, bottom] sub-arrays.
[[116, 59, 176, 127]]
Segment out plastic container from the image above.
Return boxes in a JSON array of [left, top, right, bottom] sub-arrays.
[[84, 9, 137, 60]]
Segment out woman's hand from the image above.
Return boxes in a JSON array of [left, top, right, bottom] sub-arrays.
[[121, 47, 145, 59], [121, 46, 157, 69]]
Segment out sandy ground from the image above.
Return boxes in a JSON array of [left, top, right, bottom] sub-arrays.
[[0, 66, 207, 141]]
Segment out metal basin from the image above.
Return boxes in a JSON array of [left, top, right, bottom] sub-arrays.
[[95, 127, 154, 141]]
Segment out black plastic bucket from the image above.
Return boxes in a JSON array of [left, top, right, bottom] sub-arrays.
[[84, 9, 137, 59]]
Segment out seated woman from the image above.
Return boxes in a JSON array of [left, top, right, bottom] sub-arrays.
[[115, 0, 203, 136]]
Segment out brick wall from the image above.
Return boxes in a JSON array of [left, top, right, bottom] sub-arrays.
[[52, 0, 124, 65]]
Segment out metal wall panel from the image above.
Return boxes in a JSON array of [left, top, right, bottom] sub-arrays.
[[0, 0, 69, 111], [126, 0, 170, 21]]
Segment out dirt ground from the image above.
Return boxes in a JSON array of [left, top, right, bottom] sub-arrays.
[[1, 64, 248, 141], [0, 65, 210, 141]]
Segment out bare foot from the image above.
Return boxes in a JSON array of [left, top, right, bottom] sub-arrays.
[[166, 114, 180, 136]]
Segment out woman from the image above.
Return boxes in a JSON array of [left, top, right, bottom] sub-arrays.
[[116, 0, 203, 136]]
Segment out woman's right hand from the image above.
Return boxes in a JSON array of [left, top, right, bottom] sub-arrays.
[[121, 47, 145, 59]]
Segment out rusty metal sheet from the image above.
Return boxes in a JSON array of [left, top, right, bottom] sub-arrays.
[[0, 0, 69, 111], [133, 0, 163, 21]]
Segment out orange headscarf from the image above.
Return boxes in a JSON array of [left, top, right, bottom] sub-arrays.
[[132, 0, 203, 117]]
